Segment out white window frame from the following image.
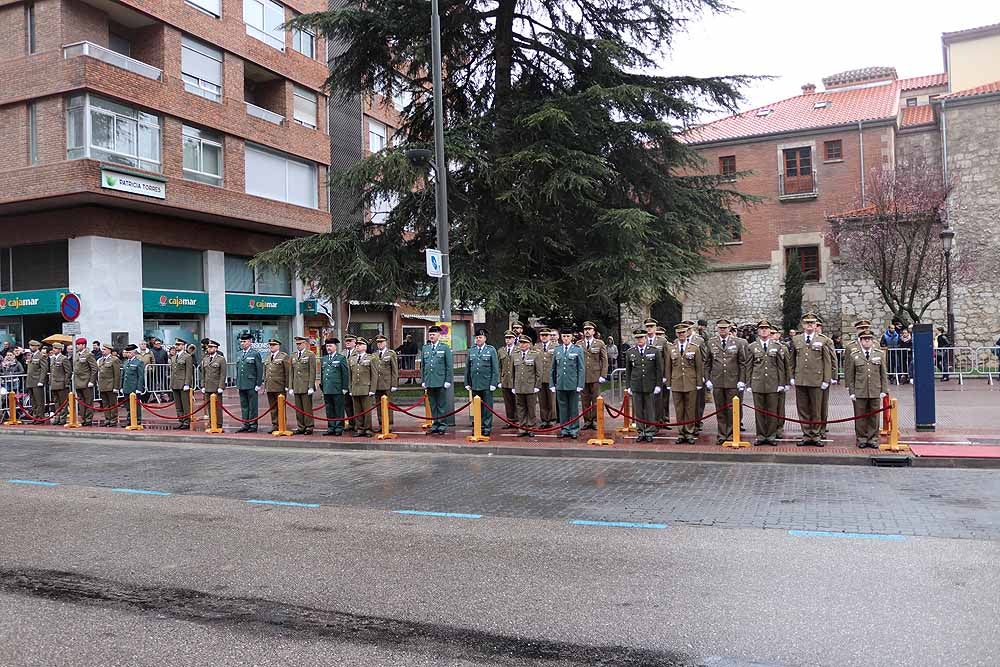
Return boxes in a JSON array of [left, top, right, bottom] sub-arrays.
[[185, 0, 221, 17], [244, 0, 285, 52], [181, 35, 223, 102], [293, 27, 314, 59], [66, 93, 161, 173], [182, 125, 223, 186], [370, 192, 398, 224], [368, 118, 387, 153], [292, 85, 317, 129], [244, 143, 317, 209]]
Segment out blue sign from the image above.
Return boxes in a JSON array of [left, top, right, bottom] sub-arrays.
[[60, 293, 81, 322]]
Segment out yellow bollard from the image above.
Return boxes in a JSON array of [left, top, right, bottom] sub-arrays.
[[587, 396, 614, 446], [880, 397, 909, 452], [272, 393, 293, 436], [4, 391, 21, 425], [615, 392, 638, 434], [375, 394, 397, 440], [205, 393, 223, 434], [124, 392, 144, 431], [420, 391, 433, 430], [466, 395, 491, 443], [189, 387, 197, 432], [722, 396, 750, 448], [64, 392, 80, 428]]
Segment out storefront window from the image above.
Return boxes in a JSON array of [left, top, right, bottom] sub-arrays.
[[1, 241, 70, 291], [142, 245, 204, 291], [228, 320, 289, 355], [224, 255, 255, 293], [225, 255, 291, 295]]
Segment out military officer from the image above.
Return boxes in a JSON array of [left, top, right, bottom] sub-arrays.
[[372, 334, 399, 431], [263, 339, 291, 433], [748, 320, 787, 446], [120, 343, 145, 427], [72, 337, 98, 427], [497, 330, 518, 428], [342, 334, 358, 431], [666, 322, 704, 444], [170, 337, 195, 429], [349, 337, 376, 437], [641, 319, 669, 428], [420, 325, 453, 434], [464, 328, 499, 436], [846, 330, 889, 449], [704, 319, 751, 445], [320, 337, 350, 436], [97, 343, 122, 427], [534, 329, 556, 427], [579, 321, 608, 431], [512, 335, 542, 437], [625, 328, 663, 442], [842, 319, 873, 385], [25, 340, 49, 420], [769, 328, 792, 439], [290, 336, 317, 435], [200, 340, 227, 429], [235, 333, 263, 433], [681, 320, 707, 433], [814, 317, 839, 439], [549, 327, 585, 439], [48, 342, 73, 425], [511, 320, 526, 341], [790, 313, 833, 447]]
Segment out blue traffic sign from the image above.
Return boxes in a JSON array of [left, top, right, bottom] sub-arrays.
[[60, 293, 81, 322]]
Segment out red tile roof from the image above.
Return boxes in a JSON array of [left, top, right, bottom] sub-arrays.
[[681, 83, 900, 145], [899, 73, 947, 91], [900, 105, 935, 128], [937, 79, 1000, 100], [942, 22, 1000, 43]]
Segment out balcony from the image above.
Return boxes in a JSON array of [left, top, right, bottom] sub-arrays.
[[778, 171, 818, 200], [245, 101, 284, 125], [63, 41, 162, 81]]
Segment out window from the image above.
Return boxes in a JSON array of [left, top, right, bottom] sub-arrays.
[[781, 146, 814, 195], [142, 245, 204, 291], [244, 0, 285, 51], [182, 125, 223, 186], [368, 119, 387, 153], [28, 102, 38, 165], [0, 241, 69, 291], [257, 264, 291, 295], [906, 97, 918, 107], [292, 85, 317, 128], [293, 27, 314, 58], [785, 246, 820, 282], [370, 192, 399, 224], [725, 215, 742, 244], [182, 36, 223, 102], [109, 32, 131, 57], [719, 155, 736, 178], [245, 143, 317, 208], [824, 140, 842, 161], [66, 94, 161, 172], [186, 0, 221, 17], [26, 3, 36, 54], [225, 255, 292, 295]]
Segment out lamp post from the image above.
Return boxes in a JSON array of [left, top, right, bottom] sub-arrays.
[[940, 227, 956, 342]]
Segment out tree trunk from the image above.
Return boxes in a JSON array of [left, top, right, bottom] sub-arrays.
[[485, 309, 510, 348]]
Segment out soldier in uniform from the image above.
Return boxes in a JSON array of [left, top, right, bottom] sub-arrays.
[[814, 317, 838, 439], [25, 340, 49, 420], [235, 333, 263, 433], [579, 321, 608, 431], [790, 313, 833, 446], [511, 320, 526, 342], [769, 327, 792, 439], [625, 328, 663, 442], [420, 325, 453, 434], [349, 337, 376, 437], [641, 319, 669, 429], [342, 334, 358, 432], [666, 322, 704, 444], [846, 330, 889, 449], [97, 343, 122, 427], [372, 334, 399, 431], [842, 319, 873, 385], [549, 327, 585, 439], [533, 329, 556, 427], [263, 339, 291, 433], [681, 320, 708, 434], [170, 337, 195, 429], [48, 342, 73, 425], [120, 343, 145, 427], [704, 319, 750, 445], [320, 337, 349, 436], [72, 337, 98, 427], [497, 331, 518, 428], [748, 320, 787, 446], [512, 334, 542, 437], [200, 340, 226, 429], [464, 328, 499, 436], [290, 336, 317, 435]]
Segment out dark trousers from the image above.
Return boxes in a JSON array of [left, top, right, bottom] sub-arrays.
[[753, 392, 781, 442], [75, 386, 94, 424], [776, 390, 786, 436], [294, 392, 314, 430], [555, 390, 581, 436], [502, 387, 517, 424], [344, 394, 356, 431], [101, 391, 118, 424], [820, 387, 830, 435], [352, 394, 373, 433], [695, 386, 706, 429], [854, 397, 880, 445], [514, 392, 538, 431], [712, 386, 739, 440], [239, 388, 259, 429], [673, 390, 697, 440], [580, 381, 599, 427], [537, 383, 555, 424], [795, 385, 823, 442], [427, 387, 448, 431], [324, 393, 345, 433], [266, 392, 282, 430], [374, 389, 393, 428], [52, 388, 68, 423], [173, 388, 191, 426], [632, 391, 656, 438], [30, 385, 45, 418], [471, 389, 494, 434]]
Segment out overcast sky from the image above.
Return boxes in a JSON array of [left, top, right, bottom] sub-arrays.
[[663, 0, 999, 118]]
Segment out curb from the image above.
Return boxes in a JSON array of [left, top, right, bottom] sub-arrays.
[[4, 427, 998, 469]]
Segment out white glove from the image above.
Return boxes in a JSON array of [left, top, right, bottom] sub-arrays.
[[625, 388, 633, 395], [465, 385, 472, 391], [831, 379, 838, 385], [850, 394, 857, 401], [287, 388, 293, 394], [390, 386, 397, 392], [342, 389, 348, 394], [87, 382, 94, 388], [202, 389, 208, 395], [662, 378, 667, 384], [183, 385, 190, 391], [254, 385, 260, 392], [737, 381, 746, 392], [790, 379, 795, 386], [666, 387, 672, 391], [784, 385, 791, 392], [307, 388, 314, 395], [549, 387, 556, 393], [909, 379, 914, 384], [533, 387, 539, 393], [705, 380, 713, 391], [576, 387, 583, 393], [496, 382, 502, 389], [879, 392, 887, 399], [217, 388, 224, 394], [820, 382, 829, 390], [368, 391, 375, 396], [489, 385, 496, 392], [421, 382, 426, 388], [598, 376, 606, 383], [37, 382, 44, 387], [696, 385, 703, 390], [777, 385, 785, 393], [0, 386, 6, 395], [444, 382, 451, 389], [653, 386, 662, 395]]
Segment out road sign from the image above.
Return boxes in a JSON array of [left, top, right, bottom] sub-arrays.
[[61, 321, 81, 336], [60, 293, 81, 322], [425, 249, 443, 278]]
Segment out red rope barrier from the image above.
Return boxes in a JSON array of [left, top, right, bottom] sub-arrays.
[[481, 402, 595, 434], [284, 398, 379, 422], [747, 403, 888, 425], [76, 396, 128, 412], [607, 401, 731, 428], [141, 400, 210, 420], [219, 403, 276, 424], [13, 398, 69, 423], [139, 400, 175, 409], [388, 401, 429, 417]]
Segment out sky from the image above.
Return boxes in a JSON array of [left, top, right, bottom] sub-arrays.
[[662, 0, 999, 119]]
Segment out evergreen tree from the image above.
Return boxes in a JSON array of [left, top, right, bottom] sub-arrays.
[[782, 251, 805, 334]]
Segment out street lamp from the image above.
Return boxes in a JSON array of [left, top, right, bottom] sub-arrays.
[[940, 227, 956, 342]]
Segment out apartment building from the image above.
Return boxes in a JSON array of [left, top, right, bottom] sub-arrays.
[[0, 0, 330, 354]]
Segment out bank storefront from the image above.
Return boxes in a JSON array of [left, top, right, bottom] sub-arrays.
[[224, 255, 294, 353], [0, 288, 76, 346], [142, 288, 207, 349]]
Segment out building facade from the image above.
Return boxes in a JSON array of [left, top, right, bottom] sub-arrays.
[[0, 0, 331, 355]]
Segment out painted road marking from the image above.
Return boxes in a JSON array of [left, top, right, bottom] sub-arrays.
[[395, 510, 482, 519], [8, 479, 58, 487], [788, 530, 905, 541], [246, 499, 321, 508], [112, 488, 171, 496], [571, 520, 668, 529]]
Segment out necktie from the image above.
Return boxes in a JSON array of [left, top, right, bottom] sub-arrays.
[[564, 345, 568, 354], [806, 336, 811, 345], [521, 351, 526, 361], [764, 343, 768, 352], [681, 343, 686, 354], [587, 340, 591, 350], [866, 351, 870, 360]]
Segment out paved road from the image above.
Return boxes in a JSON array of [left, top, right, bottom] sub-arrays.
[[0, 434, 998, 666]]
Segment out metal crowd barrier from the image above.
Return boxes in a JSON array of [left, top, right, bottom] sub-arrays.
[[975, 346, 1000, 385], [608, 367, 625, 405]]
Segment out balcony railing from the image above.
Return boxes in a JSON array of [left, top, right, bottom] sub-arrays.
[[245, 101, 284, 125], [778, 171, 818, 199], [63, 41, 162, 81]]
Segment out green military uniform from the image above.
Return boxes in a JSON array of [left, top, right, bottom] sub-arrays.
[[170, 338, 195, 429], [421, 331, 454, 434], [579, 323, 608, 430], [846, 332, 889, 448], [120, 349, 145, 426], [625, 330, 664, 442], [533, 332, 556, 426], [704, 320, 750, 444], [790, 314, 834, 446], [816, 320, 838, 438], [290, 337, 318, 435], [497, 333, 517, 427], [512, 337, 542, 436], [646, 323, 670, 427], [263, 341, 291, 432], [665, 324, 705, 444], [372, 335, 399, 430], [349, 339, 376, 436], [341, 336, 358, 431], [748, 321, 787, 445], [686, 323, 708, 433], [320, 340, 349, 436], [235, 336, 264, 433], [550, 333, 585, 438], [25, 342, 49, 420], [72, 343, 99, 426], [200, 344, 227, 429], [97, 346, 122, 426], [465, 335, 499, 436], [48, 343, 73, 425]]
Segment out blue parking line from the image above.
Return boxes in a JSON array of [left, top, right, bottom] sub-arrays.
[[247, 499, 321, 508], [788, 530, 905, 541], [571, 520, 668, 529], [395, 510, 482, 519], [112, 488, 171, 496], [8, 479, 58, 487]]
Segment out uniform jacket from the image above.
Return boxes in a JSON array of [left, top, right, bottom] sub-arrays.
[[497, 344, 516, 387], [97, 355, 122, 392], [372, 347, 399, 391], [644, 334, 669, 382], [349, 351, 375, 396], [625, 344, 663, 393], [748, 340, 787, 393], [790, 333, 833, 387], [823, 335, 839, 383], [235, 347, 264, 390], [846, 347, 889, 398], [533, 341, 555, 383], [465, 344, 499, 391], [263, 350, 291, 392], [580, 338, 608, 383], [321, 353, 350, 394], [138, 349, 154, 366], [200, 352, 227, 393], [291, 349, 317, 394], [170, 350, 195, 390], [550, 343, 585, 391], [420, 341, 453, 389], [665, 339, 704, 393], [121, 357, 145, 394], [25, 351, 48, 386], [512, 348, 542, 394], [72, 350, 98, 390], [705, 335, 750, 387], [48, 353, 73, 390]]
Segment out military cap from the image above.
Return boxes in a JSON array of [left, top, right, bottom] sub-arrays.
[[801, 312, 819, 323], [355, 337, 368, 345], [28, 340, 40, 347], [756, 319, 772, 329], [853, 319, 872, 329], [51, 342, 64, 350], [206, 340, 220, 347], [175, 337, 188, 345], [716, 318, 732, 327], [632, 328, 646, 337], [503, 330, 515, 338], [267, 338, 281, 345], [582, 321, 596, 329], [76, 337, 87, 345], [559, 326, 574, 334], [656, 327, 666, 335], [475, 328, 488, 337], [238, 333, 253, 341], [814, 315, 825, 325], [428, 325, 443, 333], [374, 334, 387, 342], [124, 343, 138, 351], [858, 330, 875, 340], [511, 321, 523, 328], [344, 334, 356, 342], [293, 336, 308, 342], [674, 322, 689, 332], [102, 342, 113, 351], [324, 337, 340, 345], [697, 319, 708, 327], [518, 335, 532, 344], [643, 318, 658, 326]]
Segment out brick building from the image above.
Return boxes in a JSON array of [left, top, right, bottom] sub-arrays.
[[0, 0, 330, 354]]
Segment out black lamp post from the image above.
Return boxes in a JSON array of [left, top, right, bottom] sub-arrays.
[[940, 227, 956, 342]]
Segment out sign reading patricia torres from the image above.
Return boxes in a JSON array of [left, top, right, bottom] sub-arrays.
[[101, 169, 166, 199]]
